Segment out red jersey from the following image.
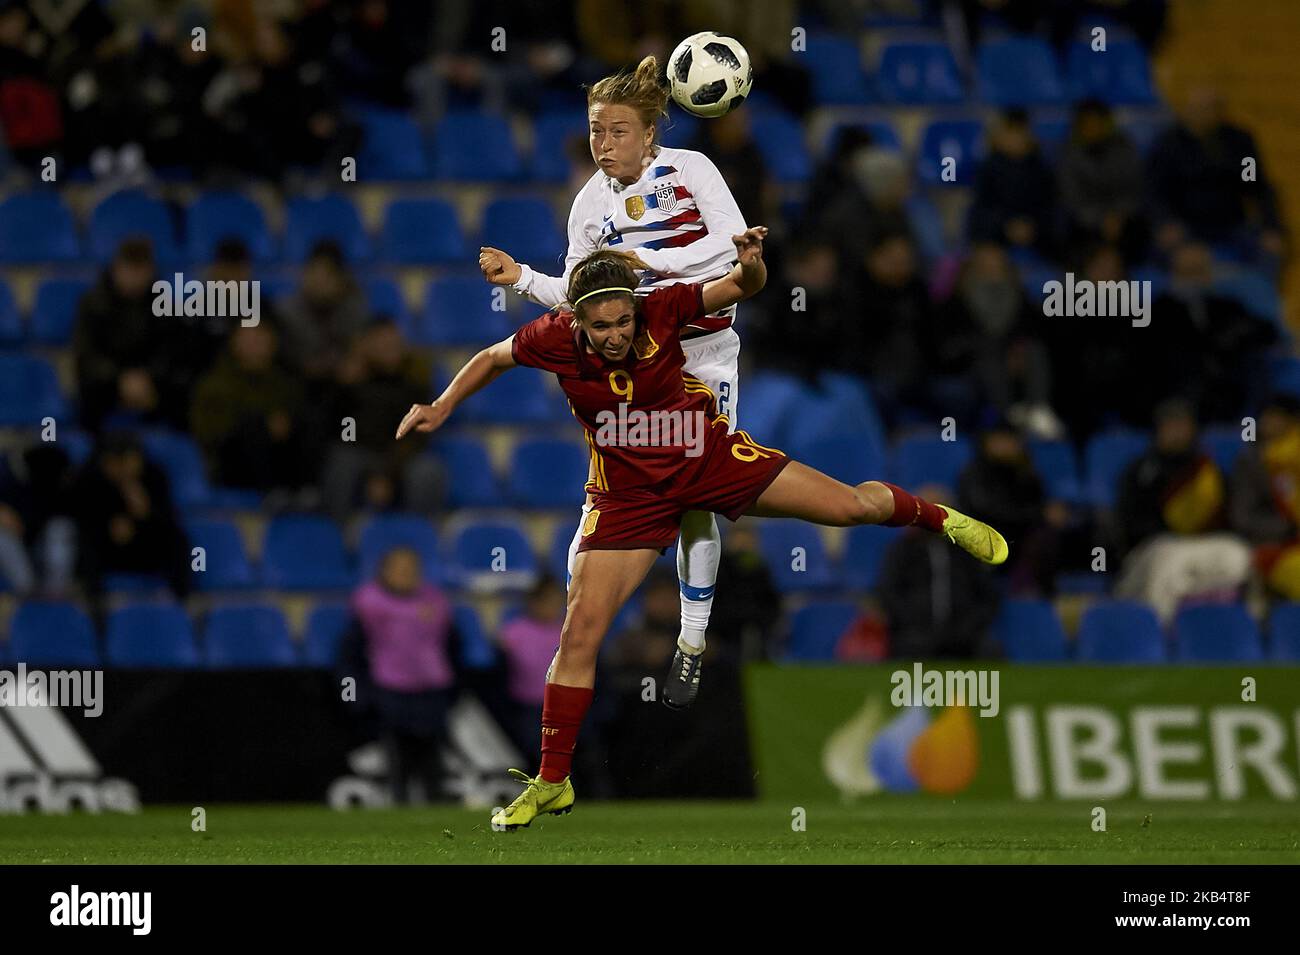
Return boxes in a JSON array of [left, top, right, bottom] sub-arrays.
[[510, 283, 726, 491]]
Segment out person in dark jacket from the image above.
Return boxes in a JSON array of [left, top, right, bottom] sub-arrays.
[[969, 109, 1058, 257]]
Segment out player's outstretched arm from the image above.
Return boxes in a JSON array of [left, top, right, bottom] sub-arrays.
[[700, 226, 768, 314], [395, 337, 517, 439]]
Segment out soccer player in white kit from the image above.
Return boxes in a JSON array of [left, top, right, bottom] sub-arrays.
[[479, 55, 746, 710]]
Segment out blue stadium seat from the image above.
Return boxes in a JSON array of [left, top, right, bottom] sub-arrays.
[[0, 354, 67, 425], [413, 276, 514, 346], [379, 198, 466, 264], [822, 120, 903, 156], [785, 600, 859, 661], [1201, 426, 1246, 477], [993, 598, 1068, 661], [283, 194, 370, 263], [805, 34, 870, 104], [793, 437, 887, 487], [357, 513, 441, 580], [507, 438, 590, 509], [203, 605, 297, 668], [0, 192, 79, 262], [737, 370, 809, 450], [303, 602, 351, 667], [261, 514, 355, 590], [1172, 605, 1263, 662], [357, 108, 431, 179], [30, 278, 91, 346], [840, 524, 904, 591], [976, 37, 1065, 106], [532, 111, 589, 181], [759, 523, 837, 592], [186, 518, 255, 591], [788, 372, 889, 463], [444, 518, 538, 590], [1065, 39, 1157, 105], [1215, 271, 1282, 328], [1076, 600, 1166, 662], [1085, 429, 1149, 507], [363, 276, 408, 324], [749, 111, 811, 182], [10, 601, 100, 666], [430, 435, 501, 509], [1027, 439, 1084, 503], [479, 197, 565, 272], [187, 191, 275, 263], [454, 603, 499, 669], [461, 366, 570, 424], [917, 119, 984, 184], [138, 429, 212, 509], [106, 604, 200, 667], [658, 111, 700, 149], [1269, 355, 1300, 399], [88, 190, 180, 266], [432, 112, 523, 181], [891, 434, 973, 490], [0, 279, 19, 344], [876, 41, 965, 104], [1268, 603, 1300, 661]]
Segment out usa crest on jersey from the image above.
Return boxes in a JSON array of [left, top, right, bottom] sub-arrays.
[[654, 184, 678, 213]]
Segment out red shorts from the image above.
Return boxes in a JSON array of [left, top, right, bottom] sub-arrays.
[[576, 422, 790, 553]]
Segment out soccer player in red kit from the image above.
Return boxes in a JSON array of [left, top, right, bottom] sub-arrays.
[[396, 228, 1008, 829]]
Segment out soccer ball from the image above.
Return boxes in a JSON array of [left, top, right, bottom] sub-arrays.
[[667, 32, 753, 118]]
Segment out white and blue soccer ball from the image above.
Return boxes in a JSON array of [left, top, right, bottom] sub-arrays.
[[667, 32, 753, 118]]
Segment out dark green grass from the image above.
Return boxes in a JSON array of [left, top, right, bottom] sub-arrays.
[[1, 800, 1297, 864]]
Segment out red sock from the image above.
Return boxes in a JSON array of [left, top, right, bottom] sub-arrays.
[[880, 482, 948, 532], [539, 682, 594, 783]]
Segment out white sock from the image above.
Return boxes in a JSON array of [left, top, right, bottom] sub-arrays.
[[564, 502, 592, 591], [677, 510, 720, 653]]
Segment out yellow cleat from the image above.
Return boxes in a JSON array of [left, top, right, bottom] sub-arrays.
[[937, 504, 1009, 565], [490, 768, 575, 830]]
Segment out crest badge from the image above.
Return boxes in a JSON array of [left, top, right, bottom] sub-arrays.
[[633, 328, 660, 360], [655, 185, 678, 213], [625, 195, 645, 220]]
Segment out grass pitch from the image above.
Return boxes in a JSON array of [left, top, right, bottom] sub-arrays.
[[1, 799, 1297, 864]]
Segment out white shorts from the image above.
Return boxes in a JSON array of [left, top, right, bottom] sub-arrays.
[[681, 326, 740, 434]]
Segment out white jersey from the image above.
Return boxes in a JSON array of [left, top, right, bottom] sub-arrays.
[[511, 145, 748, 334]]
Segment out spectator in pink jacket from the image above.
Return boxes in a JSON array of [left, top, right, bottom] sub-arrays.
[[495, 575, 565, 757]]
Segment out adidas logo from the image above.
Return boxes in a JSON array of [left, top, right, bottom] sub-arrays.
[[0, 707, 139, 814]]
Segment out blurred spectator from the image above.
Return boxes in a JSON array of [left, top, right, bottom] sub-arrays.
[[322, 319, 442, 520], [1149, 242, 1275, 423], [189, 322, 322, 500], [352, 546, 455, 805], [607, 566, 678, 671], [709, 520, 781, 662], [1114, 399, 1251, 622], [753, 235, 854, 381], [1147, 87, 1285, 263], [956, 419, 1071, 595], [1229, 396, 1300, 599], [278, 240, 370, 388], [495, 575, 565, 756], [73, 238, 190, 433], [71, 431, 189, 602], [0, 444, 76, 596], [0, 2, 64, 170], [878, 483, 1002, 659], [687, 108, 768, 226], [930, 243, 1060, 436], [969, 109, 1058, 257], [1059, 98, 1147, 264], [852, 231, 932, 426], [808, 130, 919, 264]]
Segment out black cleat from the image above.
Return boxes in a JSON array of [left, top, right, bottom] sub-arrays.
[[662, 642, 703, 710]]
